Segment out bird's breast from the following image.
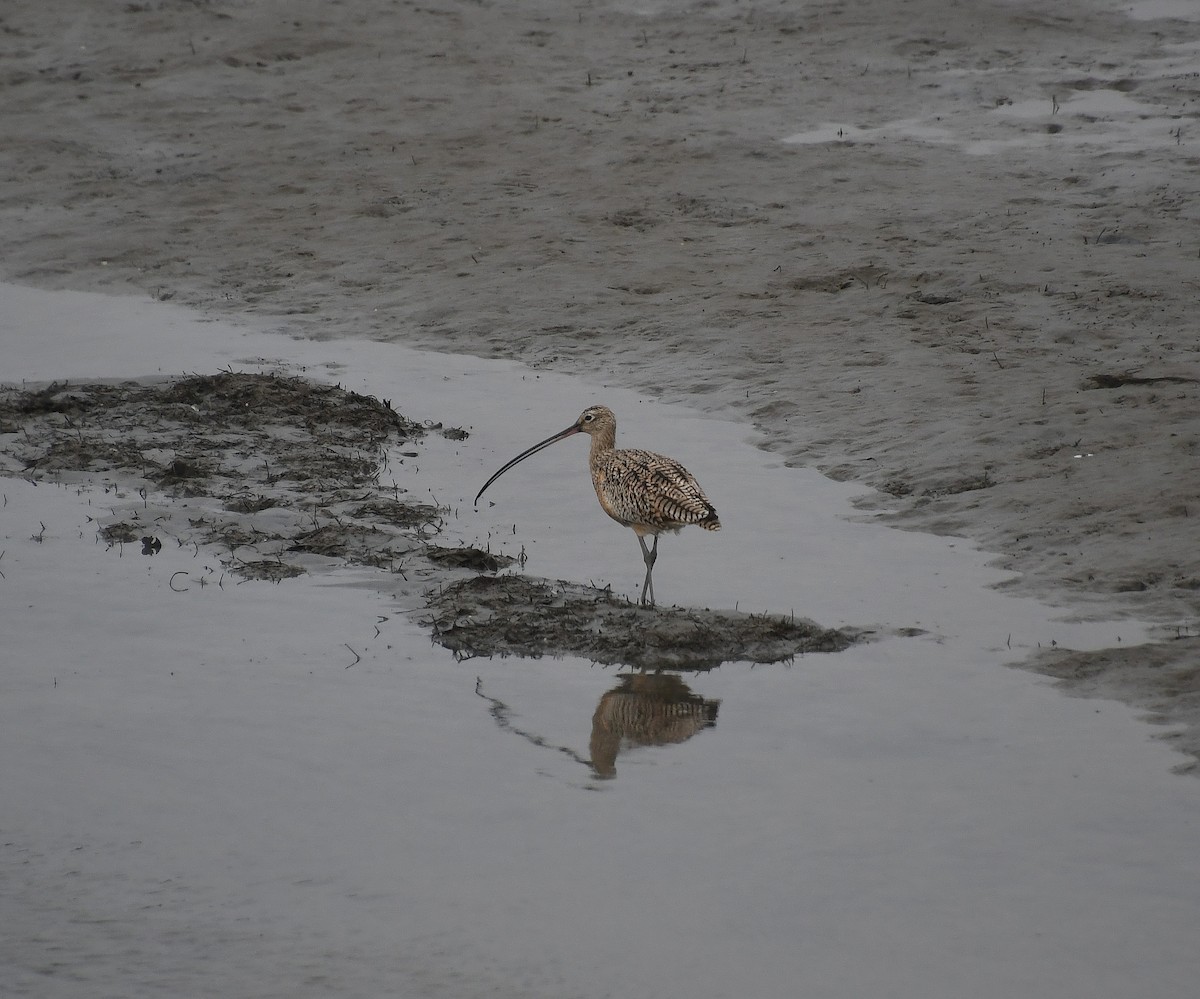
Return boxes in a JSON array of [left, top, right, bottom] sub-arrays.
[[590, 465, 634, 527]]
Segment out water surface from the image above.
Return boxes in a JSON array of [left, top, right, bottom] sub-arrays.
[[2, 285, 1197, 999]]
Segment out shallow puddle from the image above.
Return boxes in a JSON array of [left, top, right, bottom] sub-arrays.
[[3, 284, 1199, 999]]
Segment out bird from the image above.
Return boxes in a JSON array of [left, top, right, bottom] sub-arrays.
[[474, 405, 720, 606], [589, 674, 721, 778]]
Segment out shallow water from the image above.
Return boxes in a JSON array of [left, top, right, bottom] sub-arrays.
[[3, 284, 1199, 999]]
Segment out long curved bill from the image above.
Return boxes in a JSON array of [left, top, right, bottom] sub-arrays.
[[474, 422, 581, 506]]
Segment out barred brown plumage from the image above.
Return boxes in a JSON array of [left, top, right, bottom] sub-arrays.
[[474, 405, 720, 606], [589, 674, 721, 778]]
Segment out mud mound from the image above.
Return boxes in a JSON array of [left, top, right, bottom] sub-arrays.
[[162, 372, 422, 437], [0, 373, 494, 579], [427, 575, 860, 669]]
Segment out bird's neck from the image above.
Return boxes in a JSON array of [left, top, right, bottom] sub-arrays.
[[588, 424, 616, 458]]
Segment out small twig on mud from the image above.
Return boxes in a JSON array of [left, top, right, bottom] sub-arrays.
[[344, 644, 361, 669], [170, 571, 189, 592], [992, 351, 1004, 369]]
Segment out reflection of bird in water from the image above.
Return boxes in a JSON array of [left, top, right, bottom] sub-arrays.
[[589, 674, 721, 779], [474, 405, 719, 606]]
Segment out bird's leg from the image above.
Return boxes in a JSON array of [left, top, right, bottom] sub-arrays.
[[637, 534, 658, 607]]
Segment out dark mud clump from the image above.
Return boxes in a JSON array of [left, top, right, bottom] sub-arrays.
[[427, 575, 861, 669], [160, 371, 421, 436], [0, 372, 496, 580]]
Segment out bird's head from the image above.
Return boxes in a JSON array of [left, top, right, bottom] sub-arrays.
[[575, 405, 616, 438]]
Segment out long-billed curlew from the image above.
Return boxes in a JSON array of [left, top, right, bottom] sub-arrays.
[[474, 405, 720, 606]]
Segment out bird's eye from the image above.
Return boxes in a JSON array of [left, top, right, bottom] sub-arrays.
[[583, 412, 594, 422]]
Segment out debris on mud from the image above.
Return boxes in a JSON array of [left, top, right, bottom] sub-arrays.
[[229, 559, 308, 583], [0, 372, 458, 578], [98, 522, 139, 544], [425, 545, 514, 572], [426, 575, 860, 669]]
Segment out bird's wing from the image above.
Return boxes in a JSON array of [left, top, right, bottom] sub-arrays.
[[617, 449, 718, 525]]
